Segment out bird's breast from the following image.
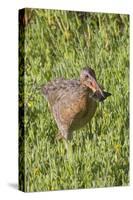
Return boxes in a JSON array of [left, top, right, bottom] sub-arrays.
[[69, 94, 97, 130], [55, 91, 97, 131]]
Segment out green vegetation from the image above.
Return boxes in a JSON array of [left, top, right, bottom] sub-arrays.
[[19, 9, 129, 192]]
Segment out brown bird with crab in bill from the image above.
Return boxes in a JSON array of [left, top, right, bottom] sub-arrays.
[[42, 67, 111, 140]]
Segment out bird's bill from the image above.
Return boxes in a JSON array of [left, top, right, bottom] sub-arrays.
[[91, 90, 111, 102], [85, 77, 105, 98]]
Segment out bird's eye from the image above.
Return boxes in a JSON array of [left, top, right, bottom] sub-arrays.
[[85, 74, 89, 78]]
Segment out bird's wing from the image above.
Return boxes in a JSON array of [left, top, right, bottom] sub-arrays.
[[41, 79, 80, 106]]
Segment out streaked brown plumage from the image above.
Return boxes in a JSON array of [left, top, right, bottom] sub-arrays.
[[42, 67, 111, 140]]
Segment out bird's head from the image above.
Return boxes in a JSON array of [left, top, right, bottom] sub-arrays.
[[80, 67, 111, 102]]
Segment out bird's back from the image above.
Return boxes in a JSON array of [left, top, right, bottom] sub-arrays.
[[42, 78, 81, 106]]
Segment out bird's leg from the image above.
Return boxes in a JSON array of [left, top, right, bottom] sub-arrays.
[[56, 128, 69, 140], [88, 122, 93, 140], [60, 130, 73, 160], [56, 125, 73, 160], [56, 131, 69, 158], [63, 139, 73, 161], [56, 131, 64, 140], [89, 122, 92, 134]]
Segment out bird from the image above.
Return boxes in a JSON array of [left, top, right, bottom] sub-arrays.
[[41, 67, 111, 140]]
